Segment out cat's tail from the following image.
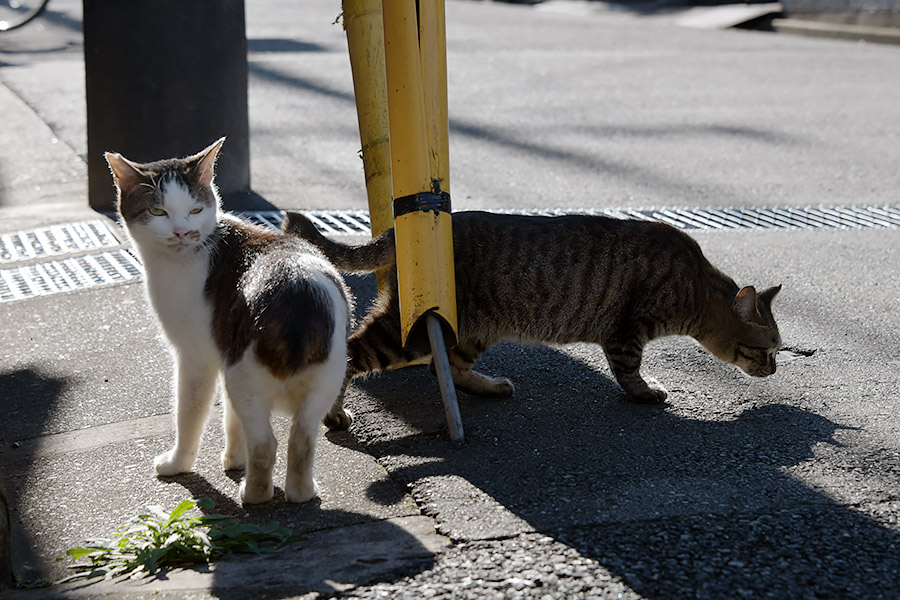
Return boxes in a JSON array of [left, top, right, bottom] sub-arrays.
[[281, 211, 397, 274]]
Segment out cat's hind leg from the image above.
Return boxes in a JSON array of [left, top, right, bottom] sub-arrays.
[[446, 343, 515, 398], [155, 357, 218, 476], [223, 361, 278, 504], [285, 414, 319, 503], [285, 326, 347, 502], [601, 335, 667, 404], [221, 395, 247, 471]]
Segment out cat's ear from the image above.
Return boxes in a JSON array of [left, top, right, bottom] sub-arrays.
[[733, 286, 760, 321], [191, 137, 226, 188], [758, 284, 782, 308], [105, 152, 145, 195]]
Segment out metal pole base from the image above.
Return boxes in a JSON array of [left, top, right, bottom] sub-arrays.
[[426, 314, 464, 442]]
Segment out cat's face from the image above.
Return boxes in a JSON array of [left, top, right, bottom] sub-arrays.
[[106, 138, 224, 254], [705, 285, 782, 377]]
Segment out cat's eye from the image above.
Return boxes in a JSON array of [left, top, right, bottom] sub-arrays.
[[189, 207, 203, 215], [147, 207, 167, 217]]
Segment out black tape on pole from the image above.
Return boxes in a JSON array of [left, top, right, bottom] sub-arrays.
[[393, 191, 451, 219]]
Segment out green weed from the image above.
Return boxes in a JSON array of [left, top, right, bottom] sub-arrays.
[[58, 497, 302, 582]]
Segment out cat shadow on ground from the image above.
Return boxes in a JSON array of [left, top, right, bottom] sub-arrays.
[[342, 343, 900, 598], [0, 367, 70, 587], [154, 451, 440, 600], [136, 467, 438, 600]]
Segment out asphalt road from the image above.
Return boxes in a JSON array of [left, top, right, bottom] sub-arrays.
[[1, 0, 899, 215], [1, 1, 899, 598]]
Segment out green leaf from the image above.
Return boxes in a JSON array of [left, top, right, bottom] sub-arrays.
[[218, 523, 260, 539], [167, 499, 197, 525], [66, 547, 103, 561]]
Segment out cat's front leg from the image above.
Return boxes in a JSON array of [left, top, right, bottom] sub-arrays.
[[155, 359, 218, 476], [602, 337, 668, 404]]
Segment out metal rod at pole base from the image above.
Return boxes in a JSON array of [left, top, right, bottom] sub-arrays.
[[426, 314, 464, 443]]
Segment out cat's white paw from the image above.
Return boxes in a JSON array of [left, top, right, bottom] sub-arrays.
[[453, 370, 516, 398], [239, 478, 275, 505], [284, 478, 319, 504], [489, 377, 516, 398], [154, 450, 194, 476]]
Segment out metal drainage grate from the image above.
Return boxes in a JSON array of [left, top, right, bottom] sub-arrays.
[[635, 204, 900, 231], [0, 249, 142, 303], [2, 204, 896, 304], [240, 210, 372, 235], [0, 220, 123, 264], [243, 204, 900, 236]]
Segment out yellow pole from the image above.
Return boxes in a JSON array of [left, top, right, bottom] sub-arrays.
[[342, 0, 394, 289], [381, 0, 457, 353], [382, 0, 462, 440], [418, 0, 451, 194]]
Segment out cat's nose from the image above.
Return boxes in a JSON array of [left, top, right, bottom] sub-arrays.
[[173, 228, 189, 239]]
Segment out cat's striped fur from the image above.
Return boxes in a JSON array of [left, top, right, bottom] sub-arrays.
[[283, 210, 781, 430]]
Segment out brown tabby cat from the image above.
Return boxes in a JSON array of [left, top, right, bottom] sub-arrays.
[[282, 210, 781, 430]]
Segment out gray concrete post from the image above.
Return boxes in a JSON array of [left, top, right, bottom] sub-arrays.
[[83, 0, 251, 211]]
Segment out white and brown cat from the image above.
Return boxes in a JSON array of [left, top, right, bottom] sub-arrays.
[[107, 139, 351, 504]]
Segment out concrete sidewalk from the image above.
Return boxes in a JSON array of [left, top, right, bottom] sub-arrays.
[[2, 0, 900, 598]]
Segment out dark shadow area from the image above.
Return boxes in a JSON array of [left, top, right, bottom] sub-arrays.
[[576, 122, 800, 146], [336, 274, 900, 598], [221, 189, 280, 212], [0, 367, 70, 588], [147, 473, 438, 600], [248, 62, 357, 103], [247, 38, 326, 54], [354, 363, 900, 597], [203, 508, 437, 600], [0, 40, 79, 56], [33, 5, 82, 33]]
